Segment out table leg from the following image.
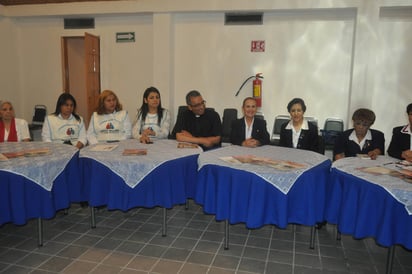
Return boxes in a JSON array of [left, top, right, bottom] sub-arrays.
[[224, 220, 229, 250], [162, 207, 167, 237], [90, 206, 96, 228], [37, 218, 43, 247], [386, 245, 395, 274], [185, 199, 189, 210], [309, 226, 315, 249], [336, 231, 341, 241]]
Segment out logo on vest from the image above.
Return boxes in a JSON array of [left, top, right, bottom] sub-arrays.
[[66, 128, 75, 136], [106, 123, 115, 129]]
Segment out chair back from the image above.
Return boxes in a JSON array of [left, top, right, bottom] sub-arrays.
[[169, 105, 188, 139], [221, 108, 238, 143], [31, 105, 47, 126], [270, 115, 290, 145], [321, 118, 344, 149]]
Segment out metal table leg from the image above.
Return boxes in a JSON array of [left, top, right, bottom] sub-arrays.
[[162, 207, 167, 237], [309, 226, 315, 249], [224, 220, 229, 250], [90, 206, 96, 228], [386, 245, 395, 274], [37, 218, 43, 246]]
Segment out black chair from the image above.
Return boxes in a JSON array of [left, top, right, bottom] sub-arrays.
[[169, 105, 188, 139], [29, 105, 47, 141], [254, 113, 264, 120], [221, 108, 237, 143], [321, 118, 344, 150], [270, 115, 289, 146]]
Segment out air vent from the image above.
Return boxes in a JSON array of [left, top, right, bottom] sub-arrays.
[[225, 12, 263, 25], [64, 18, 95, 29]]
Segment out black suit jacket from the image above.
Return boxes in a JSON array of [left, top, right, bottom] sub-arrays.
[[279, 121, 320, 153], [230, 118, 270, 146], [387, 125, 411, 159]]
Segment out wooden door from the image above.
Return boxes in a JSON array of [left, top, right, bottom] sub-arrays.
[[85, 32, 101, 122]]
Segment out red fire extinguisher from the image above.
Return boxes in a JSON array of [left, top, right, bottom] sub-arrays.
[[253, 73, 263, 107], [235, 73, 264, 107]]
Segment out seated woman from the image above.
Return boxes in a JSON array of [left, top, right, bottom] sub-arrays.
[[87, 90, 132, 145], [230, 97, 270, 147], [387, 103, 412, 161], [334, 108, 384, 160], [0, 100, 30, 142], [132, 86, 171, 144], [279, 98, 320, 153], [42, 93, 87, 149]]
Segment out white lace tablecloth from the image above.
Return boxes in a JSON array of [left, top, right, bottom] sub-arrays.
[[79, 139, 203, 188], [0, 142, 78, 191], [198, 145, 330, 194], [332, 156, 412, 215]]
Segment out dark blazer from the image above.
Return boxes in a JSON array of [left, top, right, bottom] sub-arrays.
[[279, 121, 320, 153], [387, 125, 411, 159], [333, 128, 385, 158], [230, 118, 270, 146]]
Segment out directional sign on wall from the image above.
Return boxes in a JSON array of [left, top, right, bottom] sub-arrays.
[[116, 32, 135, 43]]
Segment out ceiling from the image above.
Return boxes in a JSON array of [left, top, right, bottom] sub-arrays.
[[0, 0, 117, 5]]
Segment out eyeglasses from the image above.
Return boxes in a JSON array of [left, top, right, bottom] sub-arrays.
[[190, 100, 206, 108], [354, 121, 371, 127]]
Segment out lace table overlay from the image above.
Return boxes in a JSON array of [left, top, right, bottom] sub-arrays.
[[333, 156, 412, 215], [0, 142, 78, 191], [80, 139, 202, 188], [198, 145, 329, 194]]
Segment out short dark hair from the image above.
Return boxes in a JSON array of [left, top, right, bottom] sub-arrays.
[[406, 103, 412, 114], [352, 108, 376, 125], [287, 98, 306, 112], [185, 90, 202, 105]]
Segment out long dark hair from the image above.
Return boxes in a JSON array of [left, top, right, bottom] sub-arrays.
[[137, 86, 164, 125], [53, 93, 81, 122]]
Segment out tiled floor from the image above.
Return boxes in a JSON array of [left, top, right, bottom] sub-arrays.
[[1, 201, 411, 274]]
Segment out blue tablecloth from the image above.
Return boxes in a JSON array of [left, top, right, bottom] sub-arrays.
[[80, 139, 201, 210], [0, 143, 81, 225], [325, 157, 412, 250], [195, 145, 331, 229]]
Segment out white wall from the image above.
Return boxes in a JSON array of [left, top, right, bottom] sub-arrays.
[[0, 16, 19, 114], [1, 0, 411, 148]]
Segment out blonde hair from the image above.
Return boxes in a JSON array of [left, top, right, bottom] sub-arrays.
[[96, 90, 123, 115]]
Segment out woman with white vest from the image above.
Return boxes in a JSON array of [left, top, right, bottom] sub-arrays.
[[87, 89, 132, 145], [132, 86, 171, 144], [42, 93, 87, 149]]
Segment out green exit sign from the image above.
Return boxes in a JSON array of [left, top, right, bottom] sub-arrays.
[[116, 32, 135, 43]]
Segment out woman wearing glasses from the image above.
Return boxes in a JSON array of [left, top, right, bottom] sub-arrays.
[[333, 108, 384, 160]]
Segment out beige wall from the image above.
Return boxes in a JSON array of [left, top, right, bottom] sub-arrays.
[[1, 0, 412, 146]]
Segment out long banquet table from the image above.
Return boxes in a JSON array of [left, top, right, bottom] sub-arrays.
[[0, 142, 81, 245], [79, 139, 202, 231], [325, 156, 412, 274], [194, 145, 331, 248]]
